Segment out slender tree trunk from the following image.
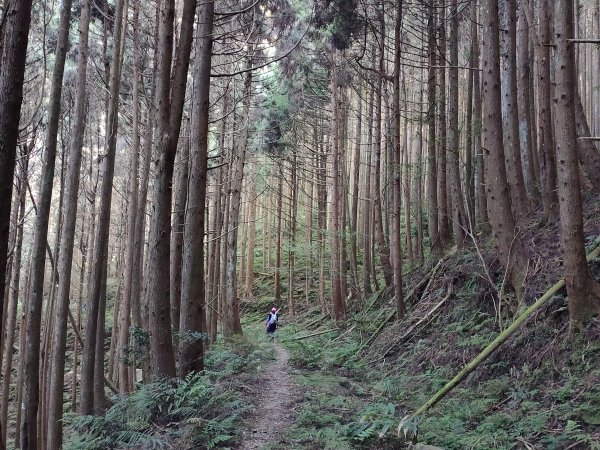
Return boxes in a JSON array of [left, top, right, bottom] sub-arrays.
[[427, 0, 440, 254], [330, 55, 345, 321], [245, 160, 257, 297], [224, 63, 252, 336], [374, 6, 393, 286], [274, 172, 283, 302], [437, 2, 451, 248], [170, 127, 189, 340], [363, 84, 374, 295], [536, 0, 559, 217], [517, 5, 541, 203], [501, 0, 528, 218], [350, 84, 362, 299], [391, 0, 405, 319], [1, 143, 29, 449], [482, 0, 528, 301], [80, 0, 126, 414], [17, 0, 68, 445], [448, 0, 468, 247], [46, 1, 91, 444]]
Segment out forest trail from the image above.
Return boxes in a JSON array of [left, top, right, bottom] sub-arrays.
[[237, 342, 298, 450]]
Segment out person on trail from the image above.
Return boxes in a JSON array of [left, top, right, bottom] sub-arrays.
[[265, 307, 280, 338]]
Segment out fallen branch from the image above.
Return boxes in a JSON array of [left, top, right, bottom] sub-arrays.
[[352, 309, 397, 358], [401, 242, 600, 426], [286, 329, 337, 341], [377, 284, 453, 362]]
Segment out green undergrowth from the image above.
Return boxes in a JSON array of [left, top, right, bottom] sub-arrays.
[[274, 249, 600, 449], [63, 319, 275, 450]]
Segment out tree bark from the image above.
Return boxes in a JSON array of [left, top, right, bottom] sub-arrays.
[[427, 0, 440, 254], [16, 0, 66, 445], [80, 0, 126, 414], [224, 63, 252, 336], [554, 0, 600, 332], [46, 0, 91, 444], [179, 0, 214, 375], [146, 0, 197, 378], [482, 0, 528, 301], [448, 0, 468, 247], [501, 0, 528, 218]]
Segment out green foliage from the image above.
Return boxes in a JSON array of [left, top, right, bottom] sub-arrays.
[[64, 371, 241, 449]]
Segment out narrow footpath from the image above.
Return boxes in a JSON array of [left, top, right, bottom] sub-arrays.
[[237, 343, 298, 450]]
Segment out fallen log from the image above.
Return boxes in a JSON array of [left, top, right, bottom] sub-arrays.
[[400, 241, 600, 428]]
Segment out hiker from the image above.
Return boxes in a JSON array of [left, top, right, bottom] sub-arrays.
[[265, 307, 280, 337]]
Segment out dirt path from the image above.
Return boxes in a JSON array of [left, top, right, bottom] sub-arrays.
[[237, 343, 298, 450]]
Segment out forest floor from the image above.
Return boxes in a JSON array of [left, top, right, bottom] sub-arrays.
[[236, 342, 299, 450]]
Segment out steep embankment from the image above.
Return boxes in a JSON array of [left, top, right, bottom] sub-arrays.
[[246, 199, 600, 449]]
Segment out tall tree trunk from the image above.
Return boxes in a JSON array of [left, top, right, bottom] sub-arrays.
[[1, 142, 29, 449], [330, 55, 345, 321], [170, 127, 189, 340], [18, 0, 68, 445], [146, 0, 197, 378], [117, 0, 142, 394], [427, 0, 440, 253], [536, 0, 559, 217], [554, 0, 600, 332], [224, 64, 252, 336], [482, 0, 528, 301], [46, 0, 91, 444], [350, 84, 362, 299], [245, 160, 257, 298], [448, 0, 468, 247], [437, 2, 451, 248], [517, 5, 541, 203], [391, 0, 405, 319], [179, 0, 214, 375], [80, 0, 126, 414], [501, 0, 528, 218], [374, 5, 393, 286], [274, 171, 283, 302]]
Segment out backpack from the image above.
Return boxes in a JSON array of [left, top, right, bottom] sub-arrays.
[[267, 313, 278, 326]]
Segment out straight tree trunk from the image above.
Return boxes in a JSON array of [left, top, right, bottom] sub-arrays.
[[245, 160, 257, 297], [330, 55, 345, 321], [179, 1, 214, 375], [554, 0, 600, 332], [117, 0, 142, 394], [80, 0, 126, 414], [517, 6, 541, 203], [536, 0, 559, 217], [350, 84, 362, 299], [224, 64, 253, 336], [391, 0, 405, 319], [17, 0, 71, 442], [1, 143, 29, 449], [274, 172, 283, 302], [501, 0, 528, 218], [374, 5, 393, 286], [482, 0, 528, 301], [448, 0, 468, 247], [437, 3, 451, 248], [146, 0, 198, 378], [170, 128, 189, 339], [46, 1, 91, 444], [427, 0, 440, 254], [472, 0, 489, 231]]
